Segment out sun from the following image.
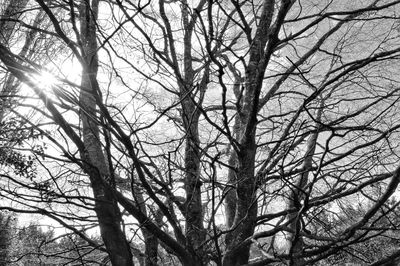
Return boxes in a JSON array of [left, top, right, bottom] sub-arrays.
[[30, 59, 82, 93], [31, 70, 58, 91]]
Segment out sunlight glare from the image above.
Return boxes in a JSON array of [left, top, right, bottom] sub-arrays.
[[31, 70, 58, 92]]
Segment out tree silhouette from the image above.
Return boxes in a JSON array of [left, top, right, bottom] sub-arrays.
[[0, 0, 400, 265]]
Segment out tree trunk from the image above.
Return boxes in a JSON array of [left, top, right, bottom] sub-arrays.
[[0, 213, 13, 266], [223, 140, 258, 266], [222, 1, 293, 263], [224, 113, 241, 229], [180, 1, 206, 262], [132, 184, 160, 266], [286, 105, 322, 265], [224, 149, 238, 229], [223, 67, 260, 264], [143, 229, 159, 266], [78, 1, 133, 265], [181, 98, 205, 263]]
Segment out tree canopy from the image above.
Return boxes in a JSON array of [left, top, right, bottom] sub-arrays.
[[1, 0, 400, 265]]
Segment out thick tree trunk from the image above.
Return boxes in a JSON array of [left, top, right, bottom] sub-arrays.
[[224, 67, 260, 263], [180, 1, 206, 262], [181, 99, 205, 263], [78, 1, 133, 265], [224, 150, 238, 229], [222, 1, 293, 263], [143, 230, 158, 266], [223, 140, 258, 266]]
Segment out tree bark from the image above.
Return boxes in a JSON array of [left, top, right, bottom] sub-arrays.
[[131, 184, 160, 266], [224, 113, 241, 229], [179, 1, 207, 263], [286, 103, 322, 265], [222, 1, 294, 264], [77, 1, 133, 265], [224, 149, 238, 229], [223, 147, 258, 266], [222, 1, 275, 264]]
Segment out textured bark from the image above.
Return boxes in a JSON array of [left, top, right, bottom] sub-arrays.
[[180, 99, 208, 264], [181, 93, 205, 265], [77, 1, 133, 265], [223, 146, 258, 266], [223, 61, 243, 229], [222, 1, 277, 264], [286, 106, 322, 265], [143, 229, 158, 266], [285, 135, 317, 264], [179, 1, 206, 263], [222, 1, 296, 264], [0, 213, 13, 266], [224, 114, 241, 229], [224, 149, 238, 229]]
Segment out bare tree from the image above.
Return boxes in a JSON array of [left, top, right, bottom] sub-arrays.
[[1, 1, 400, 265]]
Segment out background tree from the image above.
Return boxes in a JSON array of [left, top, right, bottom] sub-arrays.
[[0, 211, 14, 266]]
